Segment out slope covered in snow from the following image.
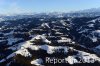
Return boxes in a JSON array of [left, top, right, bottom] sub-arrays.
[[0, 14, 100, 66]]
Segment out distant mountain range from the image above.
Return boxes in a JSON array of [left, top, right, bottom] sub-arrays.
[[76, 7, 100, 13], [1, 7, 100, 17]]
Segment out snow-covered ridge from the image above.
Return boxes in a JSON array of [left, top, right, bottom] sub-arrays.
[[0, 15, 100, 66], [78, 17, 100, 43], [0, 18, 4, 22], [1, 34, 100, 65]]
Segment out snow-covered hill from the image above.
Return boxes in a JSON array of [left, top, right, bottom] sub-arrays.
[[0, 14, 100, 66]]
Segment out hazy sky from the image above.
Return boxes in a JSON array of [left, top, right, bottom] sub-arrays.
[[0, 0, 100, 14]]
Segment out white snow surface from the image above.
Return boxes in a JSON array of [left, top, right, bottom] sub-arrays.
[[31, 58, 43, 66], [16, 48, 32, 57], [41, 23, 50, 28], [30, 35, 51, 44], [65, 56, 78, 64]]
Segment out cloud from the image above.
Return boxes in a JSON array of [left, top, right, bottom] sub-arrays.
[[0, 0, 31, 14], [11, 3, 22, 13], [7, 2, 25, 14]]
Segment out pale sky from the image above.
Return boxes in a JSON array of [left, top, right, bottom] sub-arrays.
[[0, 0, 100, 14]]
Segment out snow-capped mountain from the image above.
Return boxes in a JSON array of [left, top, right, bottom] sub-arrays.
[[77, 8, 100, 13], [0, 12, 100, 66]]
